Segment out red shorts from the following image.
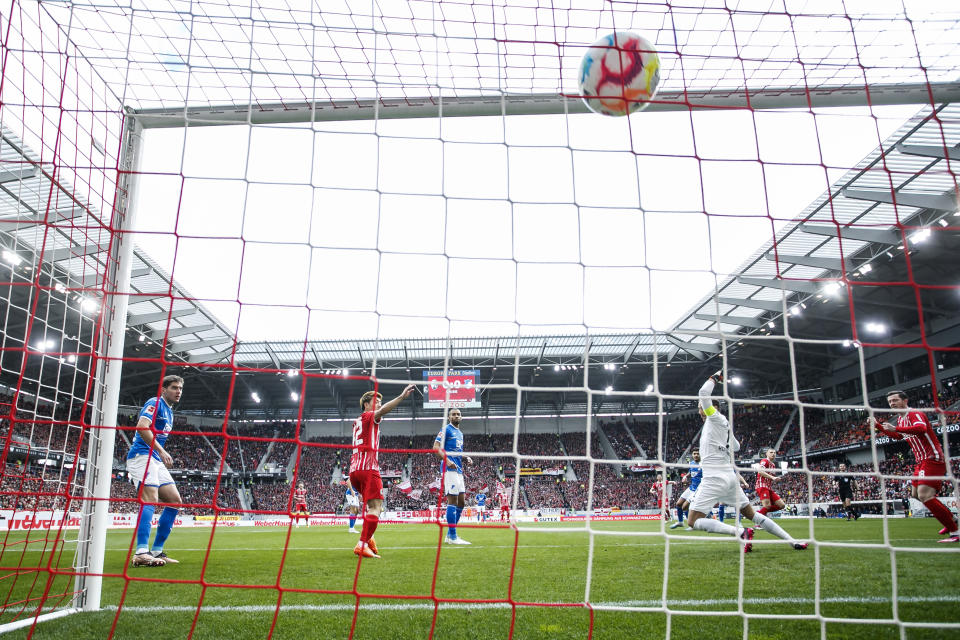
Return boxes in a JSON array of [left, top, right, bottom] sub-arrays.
[[913, 460, 946, 489], [294, 502, 308, 512], [757, 487, 781, 504], [349, 468, 383, 502]]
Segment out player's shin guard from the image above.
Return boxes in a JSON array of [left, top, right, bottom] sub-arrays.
[[676, 507, 684, 523], [360, 513, 379, 543], [446, 504, 458, 539], [693, 518, 740, 536], [151, 507, 179, 553], [135, 504, 156, 554], [752, 512, 793, 542], [923, 498, 958, 533]]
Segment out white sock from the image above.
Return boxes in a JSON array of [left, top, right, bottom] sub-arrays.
[[693, 518, 741, 537], [752, 512, 793, 542]]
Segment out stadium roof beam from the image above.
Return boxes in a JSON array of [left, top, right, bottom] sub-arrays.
[[764, 252, 846, 271], [264, 343, 281, 369], [896, 142, 960, 161], [38, 243, 104, 263], [0, 207, 85, 231], [717, 296, 786, 313], [81, 266, 151, 286], [127, 307, 196, 326], [841, 187, 958, 214], [536, 339, 547, 366], [799, 223, 902, 245], [189, 346, 234, 364], [665, 336, 720, 359], [150, 323, 215, 340], [694, 313, 766, 329], [168, 336, 234, 354], [622, 334, 643, 364], [310, 345, 322, 369], [737, 276, 822, 294], [0, 165, 39, 184]]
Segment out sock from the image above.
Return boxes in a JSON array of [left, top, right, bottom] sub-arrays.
[[455, 506, 463, 524], [676, 507, 684, 523], [693, 518, 741, 537], [349, 516, 356, 530], [752, 512, 794, 542], [758, 506, 768, 515], [151, 507, 179, 553], [135, 504, 155, 554], [446, 505, 458, 538], [360, 513, 379, 544], [718, 505, 725, 521], [923, 498, 958, 533]]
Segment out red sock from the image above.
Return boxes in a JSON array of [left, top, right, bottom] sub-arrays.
[[758, 507, 768, 515], [923, 498, 957, 532], [360, 513, 379, 543]]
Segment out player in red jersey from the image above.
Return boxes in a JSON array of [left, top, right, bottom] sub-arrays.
[[651, 477, 676, 521], [754, 448, 786, 516], [496, 480, 510, 521], [870, 390, 958, 543], [349, 384, 416, 558], [292, 481, 309, 527]]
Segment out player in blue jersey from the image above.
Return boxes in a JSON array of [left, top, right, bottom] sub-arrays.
[[671, 449, 702, 530], [126, 375, 184, 567], [433, 408, 473, 545], [475, 491, 487, 522], [345, 479, 361, 533]]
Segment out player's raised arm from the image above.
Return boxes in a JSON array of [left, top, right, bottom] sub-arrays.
[[374, 384, 416, 420], [698, 371, 722, 414]]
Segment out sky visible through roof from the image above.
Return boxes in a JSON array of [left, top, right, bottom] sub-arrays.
[[132, 103, 921, 342]]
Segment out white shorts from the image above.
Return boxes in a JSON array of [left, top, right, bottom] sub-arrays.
[[680, 488, 696, 502], [476, 505, 485, 512], [689, 471, 748, 516], [346, 495, 360, 508], [127, 454, 174, 488], [444, 469, 465, 495]]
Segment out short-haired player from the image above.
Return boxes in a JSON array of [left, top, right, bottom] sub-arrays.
[[672, 449, 701, 530], [126, 375, 185, 567], [686, 372, 807, 552], [349, 384, 417, 558], [345, 478, 361, 533], [836, 463, 858, 521], [475, 491, 487, 522], [292, 482, 309, 527], [870, 390, 958, 542], [754, 448, 786, 516], [433, 408, 473, 544]]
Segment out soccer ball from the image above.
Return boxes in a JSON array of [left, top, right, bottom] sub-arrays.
[[578, 32, 661, 117]]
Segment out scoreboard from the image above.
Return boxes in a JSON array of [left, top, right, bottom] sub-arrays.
[[422, 369, 481, 409]]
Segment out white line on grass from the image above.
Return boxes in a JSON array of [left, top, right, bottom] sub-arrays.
[[104, 594, 960, 614]]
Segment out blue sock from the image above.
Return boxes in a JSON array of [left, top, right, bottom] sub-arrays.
[[446, 504, 458, 539], [151, 507, 179, 553], [135, 504, 155, 554], [349, 516, 356, 530], [676, 507, 684, 523], [455, 506, 463, 524], [718, 505, 726, 521]]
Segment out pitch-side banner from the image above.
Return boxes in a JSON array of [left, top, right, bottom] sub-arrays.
[[422, 369, 481, 409]]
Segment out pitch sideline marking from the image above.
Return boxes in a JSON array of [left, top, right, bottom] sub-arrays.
[[104, 594, 960, 614]]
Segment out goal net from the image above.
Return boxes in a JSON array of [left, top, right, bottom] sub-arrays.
[[0, 0, 958, 638]]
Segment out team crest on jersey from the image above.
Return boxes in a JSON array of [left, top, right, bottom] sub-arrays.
[[144, 404, 155, 416]]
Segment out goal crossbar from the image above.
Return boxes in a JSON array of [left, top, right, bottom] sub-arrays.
[[131, 82, 960, 128]]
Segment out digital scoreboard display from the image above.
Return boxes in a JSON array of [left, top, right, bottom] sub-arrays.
[[422, 369, 481, 409]]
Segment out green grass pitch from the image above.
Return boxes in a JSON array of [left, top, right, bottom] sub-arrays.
[[0, 518, 958, 639]]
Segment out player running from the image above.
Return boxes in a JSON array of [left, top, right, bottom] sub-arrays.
[[345, 479, 361, 533], [870, 390, 958, 542], [126, 375, 185, 567], [672, 449, 701, 530], [836, 463, 859, 520], [292, 481, 309, 527], [754, 448, 786, 516], [686, 371, 807, 552], [434, 408, 474, 545], [349, 384, 417, 559]]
